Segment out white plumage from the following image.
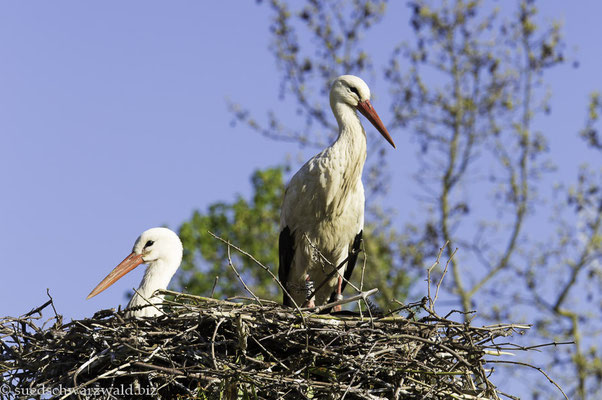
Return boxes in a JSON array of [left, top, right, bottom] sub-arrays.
[[279, 75, 395, 309], [87, 227, 183, 317]]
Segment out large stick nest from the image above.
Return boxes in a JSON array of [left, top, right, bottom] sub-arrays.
[[1, 289, 547, 400]]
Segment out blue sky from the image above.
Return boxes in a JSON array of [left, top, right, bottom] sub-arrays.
[[1, 0, 600, 327], [0, 1, 285, 318]]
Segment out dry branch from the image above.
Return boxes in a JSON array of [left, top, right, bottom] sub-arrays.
[[0, 289, 565, 399], [1, 238, 568, 399]]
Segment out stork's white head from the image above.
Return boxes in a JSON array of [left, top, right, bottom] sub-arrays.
[[132, 227, 183, 266], [330, 75, 395, 148], [330, 75, 372, 107], [86, 227, 183, 300]]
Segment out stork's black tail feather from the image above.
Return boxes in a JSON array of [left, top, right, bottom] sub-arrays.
[[278, 226, 295, 307]]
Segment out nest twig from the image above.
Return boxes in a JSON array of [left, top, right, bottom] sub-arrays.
[[0, 289, 566, 400], [1, 239, 569, 399]]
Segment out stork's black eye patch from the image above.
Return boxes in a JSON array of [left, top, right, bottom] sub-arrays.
[[349, 86, 360, 97], [144, 240, 155, 248]]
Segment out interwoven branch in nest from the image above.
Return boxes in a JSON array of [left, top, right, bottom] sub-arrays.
[[0, 289, 568, 400]]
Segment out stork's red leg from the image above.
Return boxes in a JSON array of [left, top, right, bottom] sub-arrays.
[[332, 275, 343, 312]]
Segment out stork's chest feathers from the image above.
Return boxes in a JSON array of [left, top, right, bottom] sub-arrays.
[[304, 159, 358, 204], [283, 126, 367, 229]]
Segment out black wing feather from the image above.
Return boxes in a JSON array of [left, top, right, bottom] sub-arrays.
[[278, 226, 295, 307]]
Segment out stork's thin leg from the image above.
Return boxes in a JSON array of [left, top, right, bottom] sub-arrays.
[[332, 275, 343, 312]]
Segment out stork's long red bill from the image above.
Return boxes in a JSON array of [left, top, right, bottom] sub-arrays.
[[87, 252, 145, 299], [356, 99, 395, 148]]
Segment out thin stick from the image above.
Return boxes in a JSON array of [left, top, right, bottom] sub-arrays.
[[433, 247, 457, 310], [341, 341, 377, 400], [226, 242, 263, 306], [301, 288, 379, 313], [427, 241, 449, 311], [210, 275, 219, 298], [389, 333, 472, 367], [359, 239, 367, 317], [211, 318, 225, 370], [481, 341, 574, 351], [485, 360, 569, 400], [207, 231, 307, 324], [46, 289, 59, 320], [23, 299, 53, 318], [158, 289, 242, 307], [303, 233, 362, 294], [131, 288, 167, 316], [60, 362, 133, 400]]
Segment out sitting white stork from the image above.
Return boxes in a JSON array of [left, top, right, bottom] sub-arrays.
[[279, 75, 395, 310], [87, 227, 183, 317]]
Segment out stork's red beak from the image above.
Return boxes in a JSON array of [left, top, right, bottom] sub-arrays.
[[86, 253, 145, 299], [356, 99, 395, 148]]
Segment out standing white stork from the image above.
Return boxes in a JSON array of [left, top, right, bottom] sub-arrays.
[[279, 75, 395, 310], [87, 227, 183, 317]]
